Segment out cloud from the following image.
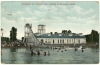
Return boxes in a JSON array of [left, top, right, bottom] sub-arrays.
[[13, 11, 24, 16], [1, 2, 99, 39], [71, 5, 83, 14], [33, 10, 46, 17], [1, 17, 16, 37], [39, 5, 49, 10], [25, 7, 33, 14], [70, 5, 94, 15], [81, 9, 94, 15], [59, 5, 95, 19]]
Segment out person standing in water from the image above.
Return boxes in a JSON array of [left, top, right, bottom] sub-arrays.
[[48, 51, 50, 56], [44, 52, 46, 56], [74, 48, 77, 51], [31, 50, 33, 55], [36, 50, 40, 55], [82, 48, 84, 52]]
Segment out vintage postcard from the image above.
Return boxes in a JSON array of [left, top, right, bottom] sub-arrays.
[[1, 1, 99, 64]]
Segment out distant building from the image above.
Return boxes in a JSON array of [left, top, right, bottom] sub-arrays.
[[35, 25, 86, 44], [35, 34, 86, 44], [23, 23, 86, 45]]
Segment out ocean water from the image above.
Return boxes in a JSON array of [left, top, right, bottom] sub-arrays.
[[1, 47, 99, 64]]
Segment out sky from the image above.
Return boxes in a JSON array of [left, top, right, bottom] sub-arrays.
[[1, 1, 99, 39]]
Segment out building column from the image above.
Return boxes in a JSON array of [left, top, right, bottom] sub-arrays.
[[74, 38, 75, 44], [58, 39, 59, 44]]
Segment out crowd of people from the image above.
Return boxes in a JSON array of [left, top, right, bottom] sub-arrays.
[[30, 45, 50, 56], [29, 44, 85, 56]]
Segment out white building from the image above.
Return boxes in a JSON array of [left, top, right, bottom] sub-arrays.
[[35, 24, 86, 44], [23, 23, 86, 45], [35, 34, 86, 44]]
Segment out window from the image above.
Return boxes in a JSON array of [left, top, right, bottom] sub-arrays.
[[78, 39, 80, 43], [53, 39, 54, 44], [70, 39, 71, 43], [58, 39, 59, 43], [67, 39, 68, 43], [60, 39, 61, 43], [63, 39, 64, 43]]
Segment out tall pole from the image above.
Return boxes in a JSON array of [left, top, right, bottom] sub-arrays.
[[92, 33, 93, 44], [1, 28, 3, 37], [23, 19, 26, 43], [12, 30, 13, 42], [74, 36, 75, 47], [2, 32, 3, 37]]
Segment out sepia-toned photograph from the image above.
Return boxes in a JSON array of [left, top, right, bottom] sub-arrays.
[[1, 1, 99, 64]]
